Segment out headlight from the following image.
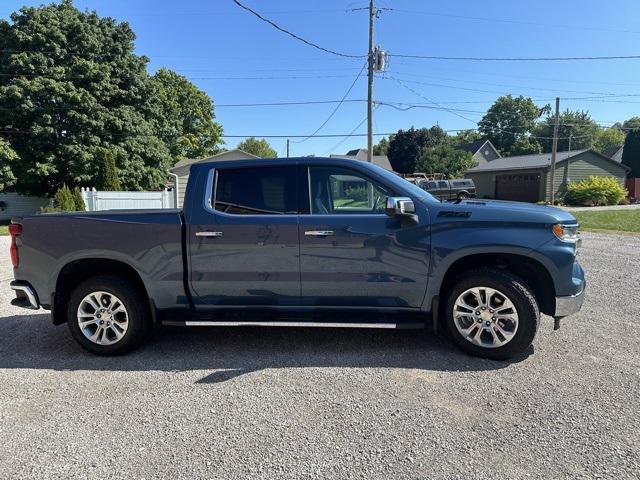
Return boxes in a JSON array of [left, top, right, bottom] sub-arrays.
[[552, 223, 580, 243]]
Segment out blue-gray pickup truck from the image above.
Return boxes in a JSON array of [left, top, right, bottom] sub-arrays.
[[9, 157, 585, 359]]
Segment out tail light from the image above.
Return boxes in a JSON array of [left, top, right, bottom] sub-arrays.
[[9, 223, 22, 267]]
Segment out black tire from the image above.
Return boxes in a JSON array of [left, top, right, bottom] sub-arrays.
[[443, 268, 539, 360], [67, 275, 150, 355], [457, 192, 469, 200]]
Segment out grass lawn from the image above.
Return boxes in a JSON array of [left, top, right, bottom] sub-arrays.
[[0, 225, 8, 235], [573, 209, 640, 233]]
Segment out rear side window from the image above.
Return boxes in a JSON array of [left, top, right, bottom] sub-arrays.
[[438, 181, 448, 188], [452, 180, 471, 187], [214, 166, 297, 215]]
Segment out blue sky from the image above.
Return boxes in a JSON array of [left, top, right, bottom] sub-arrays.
[[2, 0, 640, 156]]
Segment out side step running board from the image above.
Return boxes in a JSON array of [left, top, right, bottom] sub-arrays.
[[163, 320, 424, 329]]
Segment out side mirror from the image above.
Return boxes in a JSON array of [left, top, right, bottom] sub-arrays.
[[385, 197, 415, 217]]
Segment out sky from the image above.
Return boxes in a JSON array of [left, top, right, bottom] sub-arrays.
[[2, 0, 640, 157]]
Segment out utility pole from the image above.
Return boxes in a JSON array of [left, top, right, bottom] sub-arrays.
[[286, 138, 290, 158], [550, 97, 560, 205], [367, 0, 374, 163]]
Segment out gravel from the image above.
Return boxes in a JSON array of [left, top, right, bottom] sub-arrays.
[[0, 232, 638, 479]]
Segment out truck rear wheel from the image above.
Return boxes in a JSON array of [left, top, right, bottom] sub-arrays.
[[444, 268, 540, 360], [67, 275, 150, 355]]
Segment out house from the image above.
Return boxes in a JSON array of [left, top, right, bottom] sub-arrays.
[[170, 149, 259, 207], [465, 149, 629, 203], [602, 145, 624, 162], [455, 139, 501, 165], [330, 148, 394, 171]]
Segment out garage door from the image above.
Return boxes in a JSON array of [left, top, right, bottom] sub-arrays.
[[495, 173, 541, 202]]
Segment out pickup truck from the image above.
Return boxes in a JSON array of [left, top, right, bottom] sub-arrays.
[[9, 157, 585, 360]]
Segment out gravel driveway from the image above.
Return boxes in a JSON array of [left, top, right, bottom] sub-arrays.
[[0, 232, 638, 479]]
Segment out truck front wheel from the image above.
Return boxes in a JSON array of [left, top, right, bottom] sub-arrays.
[[67, 275, 150, 355], [444, 268, 540, 360]]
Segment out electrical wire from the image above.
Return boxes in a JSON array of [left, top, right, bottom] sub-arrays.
[[230, 0, 364, 58], [292, 62, 367, 143], [391, 53, 640, 62]]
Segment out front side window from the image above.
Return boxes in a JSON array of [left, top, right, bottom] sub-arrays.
[[309, 166, 394, 215], [214, 166, 297, 215]]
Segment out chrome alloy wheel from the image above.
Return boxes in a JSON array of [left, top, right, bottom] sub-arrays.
[[77, 291, 129, 345], [453, 286, 519, 349]]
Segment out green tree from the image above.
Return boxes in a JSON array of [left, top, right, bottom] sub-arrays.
[[387, 126, 448, 173], [479, 95, 547, 156], [53, 184, 76, 211], [97, 149, 121, 191], [236, 137, 277, 158], [613, 117, 640, 130], [449, 129, 482, 146], [416, 145, 477, 179], [622, 129, 640, 178], [509, 136, 542, 156], [373, 137, 390, 155], [152, 68, 223, 161], [593, 127, 625, 153], [0, 139, 18, 191], [0, 0, 172, 195], [71, 187, 85, 211], [534, 109, 599, 152]]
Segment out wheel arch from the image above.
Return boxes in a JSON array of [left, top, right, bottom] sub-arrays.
[[52, 258, 151, 325], [433, 252, 556, 319]]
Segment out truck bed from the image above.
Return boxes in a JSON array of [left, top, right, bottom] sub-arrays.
[[13, 209, 186, 312]]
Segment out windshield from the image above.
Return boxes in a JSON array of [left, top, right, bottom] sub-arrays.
[[365, 163, 440, 203]]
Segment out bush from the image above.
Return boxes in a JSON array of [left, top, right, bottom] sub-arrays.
[[41, 184, 84, 213], [72, 187, 86, 211], [53, 184, 76, 211], [564, 176, 628, 206]]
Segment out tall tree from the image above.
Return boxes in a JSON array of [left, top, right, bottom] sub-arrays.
[[0, 139, 18, 191], [534, 109, 599, 152], [593, 127, 625, 153], [387, 126, 448, 173], [97, 148, 121, 191], [152, 68, 223, 161], [622, 129, 640, 178], [478, 95, 547, 156], [0, 0, 172, 195], [236, 137, 277, 158], [416, 145, 477, 179]]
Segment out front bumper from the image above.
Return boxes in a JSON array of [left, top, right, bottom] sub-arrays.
[[555, 286, 585, 317]]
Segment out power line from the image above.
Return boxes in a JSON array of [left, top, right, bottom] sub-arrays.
[[386, 71, 630, 96], [322, 106, 380, 155], [0, 72, 358, 81], [391, 53, 640, 62], [384, 74, 479, 124], [384, 75, 602, 141], [293, 62, 367, 143], [231, 0, 364, 58]]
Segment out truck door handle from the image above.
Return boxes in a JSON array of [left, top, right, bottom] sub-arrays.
[[195, 231, 223, 237], [304, 230, 334, 236]]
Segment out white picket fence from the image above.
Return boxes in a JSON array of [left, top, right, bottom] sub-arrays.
[[81, 188, 175, 211]]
